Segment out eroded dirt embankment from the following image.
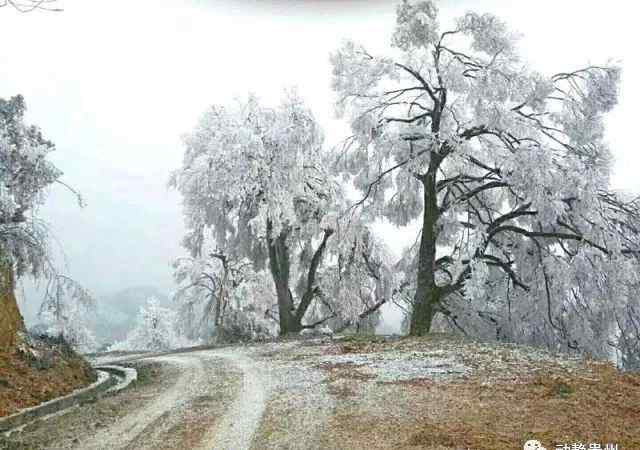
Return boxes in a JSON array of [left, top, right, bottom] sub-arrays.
[[0, 336, 95, 419]]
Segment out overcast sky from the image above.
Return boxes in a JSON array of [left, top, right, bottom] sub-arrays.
[[1, 0, 638, 320]]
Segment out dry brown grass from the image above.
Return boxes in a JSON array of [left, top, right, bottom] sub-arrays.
[[317, 361, 376, 382], [309, 335, 640, 449], [442, 362, 639, 449], [323, 361, 640, 449], [321, 335, 393, 356], [326, 382, 357, 399], [377, 377, 436, 388]]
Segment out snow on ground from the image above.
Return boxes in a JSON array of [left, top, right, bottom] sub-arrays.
[[88, 351, 152, 366], [5, 336, 615, 450], [76, 353, 208, 450], [318, 350, 470, 382], [202, 341, 337, 450], [200, 350, 268, 450], [101, 365, 138, 393]]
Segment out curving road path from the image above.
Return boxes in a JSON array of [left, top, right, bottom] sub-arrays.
[[197, 350, 269, 450], [73, 348, 273, 450], [78, 353, 206, 449], [3, 343, 333, 450]]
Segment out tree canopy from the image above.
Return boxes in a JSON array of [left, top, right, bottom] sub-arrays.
[[171, 91, 396, 336], [1, 94, 61, 279], [330, 0, 640, 360], [1, 94, 91, 349], [169, 1, 640, 367]]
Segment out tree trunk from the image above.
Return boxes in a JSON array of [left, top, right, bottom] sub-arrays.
[[409, 168, 441, 336], [266, 221, 302, 335], [214, 269, 227, 328], [410, 285, 439, 335], [274, 282, 301, 335], [0, 264, 24, 350]]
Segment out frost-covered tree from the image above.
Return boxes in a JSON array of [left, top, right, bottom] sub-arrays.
[[0, 94, 86, 350], [111, 297, 186, 352], [172, 91, 400, 335], [316, 223, 401, 334], [1, 95, 70, 348], [331, 0, 640, 347], [1, 95, 62, 278], [38, 303, 97, 353], [171, 91, 340, 335], [37, 275, 97, 352], [172, 245, 276, 342]]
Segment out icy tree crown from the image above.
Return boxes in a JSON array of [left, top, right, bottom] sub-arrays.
[[330, 0, 638, 351], [171, 90, 335, 260], [0, 95, 62, 278]]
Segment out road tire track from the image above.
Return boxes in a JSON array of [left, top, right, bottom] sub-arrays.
[[74, 354, 205, 450], [198, 349, 269, 450]]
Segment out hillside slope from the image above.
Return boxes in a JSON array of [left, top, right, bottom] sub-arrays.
[[0, 334, 96, 418]]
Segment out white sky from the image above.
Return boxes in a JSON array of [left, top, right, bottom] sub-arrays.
[[1, 0, 638, 319]]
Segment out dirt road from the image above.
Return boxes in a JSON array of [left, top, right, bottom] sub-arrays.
[[0, 338, 470, 450], [79, 353, 215, 449], [2, 343, 332, 450], [75, 348, 278, 450], [197, 350, 268, 450]]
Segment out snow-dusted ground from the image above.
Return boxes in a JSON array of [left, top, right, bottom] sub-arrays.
[[199, 350, 268, 450], [76, 353, 209, 450], [88, 352, 152, 366], [2, 336, 597, 449], [98, 365, 138, 393], [318, 350, 469, 382], [202, 343, 335, 450]]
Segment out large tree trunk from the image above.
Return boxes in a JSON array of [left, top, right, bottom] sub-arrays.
[[266, 221, 302, 335], [266, 223, 333, 335], [409, 169, 440, 336], [0, 264, 24, 350], [410, 285, 439, 335]]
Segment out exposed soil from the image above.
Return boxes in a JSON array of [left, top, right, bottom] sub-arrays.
[[0, 336, 95, 418]]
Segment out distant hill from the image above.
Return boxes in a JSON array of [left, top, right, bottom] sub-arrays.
[[93, 286, 171, 344]]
